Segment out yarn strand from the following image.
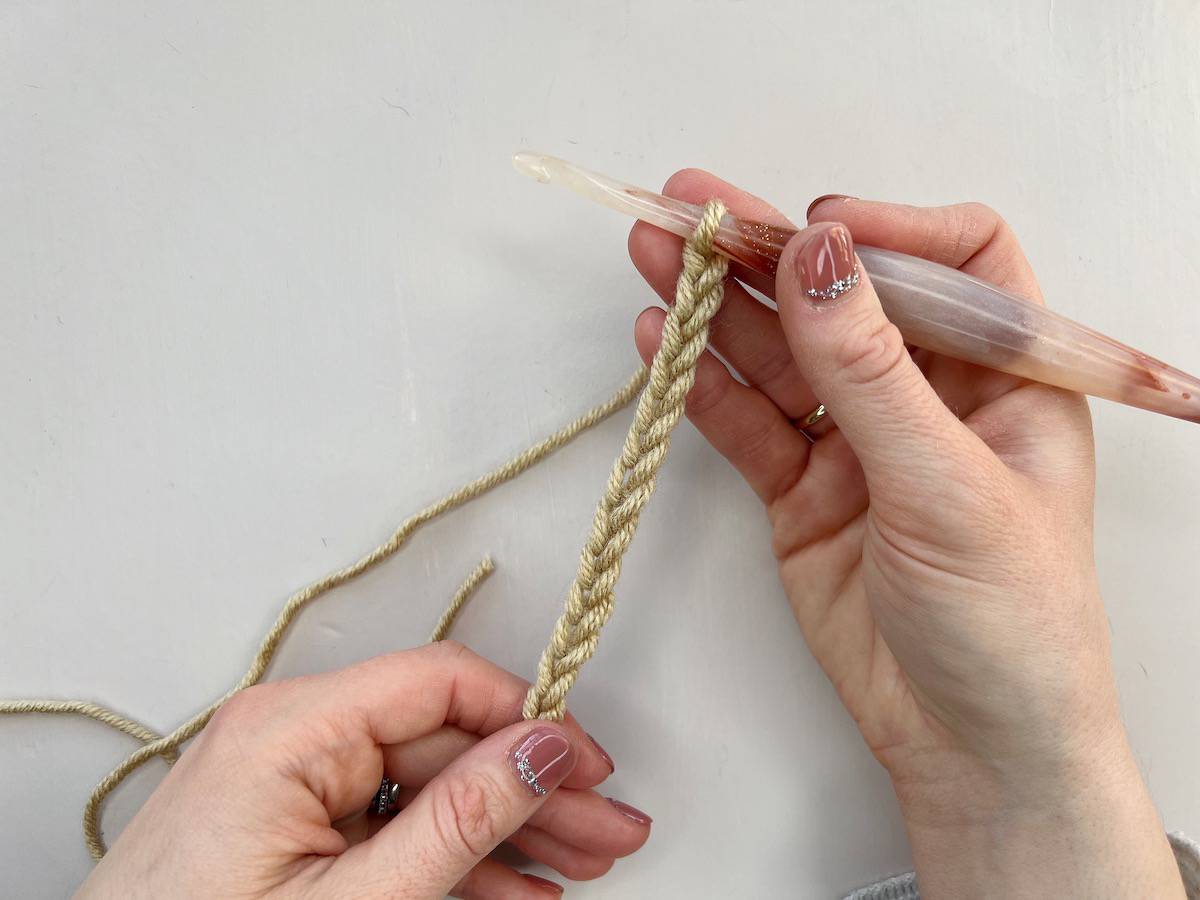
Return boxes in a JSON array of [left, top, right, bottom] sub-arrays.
[[430, 556, 495, 642], [1, 367, 647, 859], [0, 701, 177, 764], [1, 202, 728, 858], [522, 200, 728, 721]]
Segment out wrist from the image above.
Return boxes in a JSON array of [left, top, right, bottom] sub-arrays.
[[893, 729, 1184, 898]]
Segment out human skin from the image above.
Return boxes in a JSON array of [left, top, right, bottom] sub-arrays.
[[73, 176, 1185, 900], [628, 173, 1184, 897], [75, 642, 651, 899]]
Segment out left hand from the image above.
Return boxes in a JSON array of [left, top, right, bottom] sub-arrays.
[[76, 642, 650, 899]]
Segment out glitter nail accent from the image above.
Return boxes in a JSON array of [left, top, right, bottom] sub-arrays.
[[804, 266, 860, 302], [516, 755, 547, 796]]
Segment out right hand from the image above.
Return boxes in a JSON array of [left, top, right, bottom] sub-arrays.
[[630, 173, 1184, 897]]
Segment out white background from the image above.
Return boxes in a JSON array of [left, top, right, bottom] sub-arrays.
[[3, 2, 1198, 897]]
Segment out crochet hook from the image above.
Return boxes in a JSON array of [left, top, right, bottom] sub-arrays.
[[513, 152, 1200, 425]]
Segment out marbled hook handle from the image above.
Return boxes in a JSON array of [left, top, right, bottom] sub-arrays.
[[515, 152, 1200, 424]]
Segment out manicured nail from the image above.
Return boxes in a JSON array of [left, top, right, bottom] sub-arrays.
[[806, 193, 855, 220], [511, 728, 575, 797], [607, 797, 653, 825], [586, 733, 615, 772], [793, 223, 859, 303], [522, 873, 565, 895]]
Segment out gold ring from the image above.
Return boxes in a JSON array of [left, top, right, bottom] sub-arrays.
[[799, 404, 827, 428], [795, 403, 831, 442]]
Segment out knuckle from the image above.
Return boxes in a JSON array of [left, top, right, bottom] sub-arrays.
[[583, 856, 617, 881], [749, 343, 798, 392], [208, 683, 272, 731], [922, 202, 1003, 264], [430, 771, 515, 858], [425, 638, 473, 666], [735, 416, 790, 490], [202, 702, 240, 742], [559, 854, 616, 882], [835, 317, 910, 389], [201, 683, 292, 760], [683, 364, 731, 416], [946, 202, 1003, 254], [662, 168, 705, 194], [957, 200, 1002, 227]]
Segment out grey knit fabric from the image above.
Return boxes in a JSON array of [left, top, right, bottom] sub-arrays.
[[842, 831, 1200, 899], [843, 871, 918, 900], [1172, 833, 1200, 898]]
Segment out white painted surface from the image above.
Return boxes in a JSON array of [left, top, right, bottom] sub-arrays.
[[2, 2, 1198, 896]]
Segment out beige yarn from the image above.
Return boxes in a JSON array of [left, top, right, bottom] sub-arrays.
[[0, 701, 177, 764], [1, 368, 645, 859], [0, 202, 729, 860], [429, 556, 496, 643], [522, 200, 728, 719]]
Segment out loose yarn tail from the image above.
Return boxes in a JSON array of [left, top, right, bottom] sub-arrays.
[[0, 200, 729, 858], [0, 367, 647, 858]]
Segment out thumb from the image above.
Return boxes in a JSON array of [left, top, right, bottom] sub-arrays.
[[329, 723, 577, 898], [775, 222, 983, 503]]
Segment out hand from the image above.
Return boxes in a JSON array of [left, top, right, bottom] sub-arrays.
[[629, 175, 1183, 897], [76, 642, 650, 899]]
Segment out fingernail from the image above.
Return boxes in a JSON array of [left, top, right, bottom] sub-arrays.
[[806, 193, 855, 220], [793, 223, 859, 303], [587, 733, 615, 772], [607, 797, 653, 825], [522, 873, 565, 895], [510, 728, 575, 797]]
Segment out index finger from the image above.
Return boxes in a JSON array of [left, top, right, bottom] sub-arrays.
[[654, 167, 797, 297], [808, 198, 1044, 303]]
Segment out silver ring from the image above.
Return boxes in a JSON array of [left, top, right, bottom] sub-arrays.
[[371, 777, 401, 817]]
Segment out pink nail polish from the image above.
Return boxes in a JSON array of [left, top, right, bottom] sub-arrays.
[[794, 223, 859, 303], [510, 728, 575, 797], [607, 797, 653, 825], [522, 873, 565, 895], [586, 732, 615, 772], [805, 193, 855, 220]]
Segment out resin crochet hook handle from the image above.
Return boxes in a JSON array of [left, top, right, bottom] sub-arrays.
[[514, 152, 1200, 424]]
